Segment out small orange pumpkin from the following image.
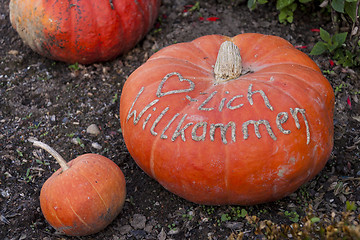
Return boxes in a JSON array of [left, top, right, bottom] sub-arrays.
[[120, 33, 334, 205], [9, 0, 161, 64], [30, 139, 126, 236]]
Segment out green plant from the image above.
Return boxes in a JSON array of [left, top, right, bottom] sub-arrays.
[[68, 62, 80, 71], [16, 149, 23, 157], [167, 222, 177, 230], [182, 213, 194, 221], [330, 0, 359, 22], [311, 1, 360, 67], [202, 205, 216, 215], [309, 28, 358, 66], [346, 201, 357, 211], [276, 0, 314, 24], [29, 121, 42, 129], [247, 0, 360, 66], [112, 93, 118, 104], [230, 207, 248, 220], [75, 137, 85, 148], [277, 0, 298, 24], [297, 186, 311, 203], [221, 213, 232, 222], [24, 167, 34, 183], [40, 131, 49, 137], [189, 1, 200, 12], [248, 0, 313, 23], [22, 112, 32, 120], [284, 210, 300, 223], [334, 83, 348, 95], [35, 157, 50, 166], [247, 0, 268, 10]]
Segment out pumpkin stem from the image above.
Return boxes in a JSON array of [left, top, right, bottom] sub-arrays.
[[214, 41, 242, 83], [28, 138, 70, 172]]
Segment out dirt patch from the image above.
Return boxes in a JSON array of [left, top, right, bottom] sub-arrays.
[[1, 0, 359, 239]]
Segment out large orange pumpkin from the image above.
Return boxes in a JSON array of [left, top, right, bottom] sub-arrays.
[[120, 33, 334, 205], [30, 140, 126, 236], [9, 0, 161, 64]]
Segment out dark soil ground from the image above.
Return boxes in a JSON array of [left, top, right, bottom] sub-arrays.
[[1, 0, 359, 239]]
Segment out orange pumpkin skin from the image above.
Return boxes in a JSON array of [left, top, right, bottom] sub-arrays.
[[9, 0, 160, 64], [120, 33, 334, 205], [40, 154, 126, 236]]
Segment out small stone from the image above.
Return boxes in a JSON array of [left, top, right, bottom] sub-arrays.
[[8, 50, 19, 55], [225, 221, 243, 230], [91, 142, 102, 150], [131, 229, 147, 239], [287, 203, 297, 208], [157, 228, 166, 240], [130, 214, 146, 229], [112, 235, 121, 240], [0, 188, 10, 198], [144, 224, 153, 233], [62, 117, 69, 123], [168, 228, 180, 235], [19, 234, 27, 240], [119, 225, 132, 235], [86, 124, 101, 136]]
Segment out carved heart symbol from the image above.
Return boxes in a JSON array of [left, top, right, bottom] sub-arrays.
[[156, 72, 195, 97]]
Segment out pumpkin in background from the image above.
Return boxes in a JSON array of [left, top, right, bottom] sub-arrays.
[[120, 33, 334, 205], [30, 139, 126, 236], [9, 0, 161, 64]]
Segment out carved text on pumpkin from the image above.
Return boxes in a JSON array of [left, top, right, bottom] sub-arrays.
[[126, 72, 311, 144]]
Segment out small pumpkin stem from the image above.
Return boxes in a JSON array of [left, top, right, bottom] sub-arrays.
[[214, 41, 242, 84], [29, 138, 69, 172]]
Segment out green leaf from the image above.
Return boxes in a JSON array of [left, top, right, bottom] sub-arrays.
[[320, 28, 331, 42], [221, 214, 231, 222], [278, 10, 288, 23], [332, 32, 348, 46], [276, 0, 295, 10], [16, 149, 23, 157], [240, 209, 247, 217], [311, 217, 321, 223], [331, 0, 345, 13], [248, 0, 257, 10], [248, 0, 268, 10], [345, 1, 357, 22], [310, 42, 328, 55], [328, 43, 339, 52], [346, 201, 357, 211], [287, 15, 294, 23], [290, 2, 297, 11], [299, 0, 312, 3], [336, 50, 356, 67], [189, 1, 200, 12]]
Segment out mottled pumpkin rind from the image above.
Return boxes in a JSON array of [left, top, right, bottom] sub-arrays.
[[9, 0, 161, 64]]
